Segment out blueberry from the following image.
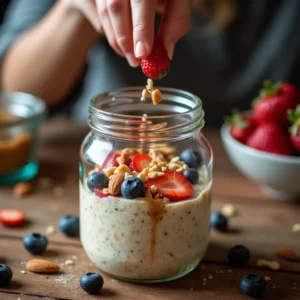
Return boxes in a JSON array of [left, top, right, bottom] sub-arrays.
[[87, 172, 108, 192], [180, 149, 202, 169], [121, 177, 145, 199], [80, 272, 103, 294], [228, 245, 250, 267], [23, 232, 48, 254], [240, 274, 266, 298], [59, 215, 80, 237], [210, 212, 228, 232], [183, 168, 199, 184], [0, 264, 13, 287]]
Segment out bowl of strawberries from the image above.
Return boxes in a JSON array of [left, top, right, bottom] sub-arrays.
[[221, 80, 300, 200]]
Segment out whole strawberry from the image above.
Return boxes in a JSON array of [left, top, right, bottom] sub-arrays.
[[225, 109, 256, 143], [246, 123, 293, 156], [253, 80, 300, 127], [287, 105, 300, 153], [141, 37, 170, 80]]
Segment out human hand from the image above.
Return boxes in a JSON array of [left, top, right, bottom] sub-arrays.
[[63, 0, 192, 67]]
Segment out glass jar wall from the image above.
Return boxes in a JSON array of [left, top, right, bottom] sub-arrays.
[[79, 87, 213, 283]]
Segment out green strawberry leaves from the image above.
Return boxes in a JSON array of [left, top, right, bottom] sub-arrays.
[[224, 108, 248, 129], [288, 104, 300, 136], [252, 80, 283, 106]]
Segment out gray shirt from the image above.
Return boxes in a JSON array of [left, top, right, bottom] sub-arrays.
[[1, 0, 300, 126]]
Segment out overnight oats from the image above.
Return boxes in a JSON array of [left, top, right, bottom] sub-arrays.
[[80, 87, 213, 283]]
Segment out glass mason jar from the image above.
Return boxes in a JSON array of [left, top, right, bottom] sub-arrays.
[[79, 87, 213, 283]]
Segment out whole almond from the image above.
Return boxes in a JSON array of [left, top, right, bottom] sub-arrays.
[[26, 259, 60, 273], [13, 182, 33, 198], [108, 173, 125, 196], [276, 247, 297, 261]]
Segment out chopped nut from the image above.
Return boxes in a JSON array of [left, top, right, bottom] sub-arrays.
[[176, 167, 184, 173], [147, 78, 153, 89], [108, 173, 125, 196], [114, 165, 130, 174], [141, 168, 149, 176], [102, 188, 110, 194], [137, 173, 148, 182], [145, 189, 153, 198], [221, 204, 237, 218], [20, 270, 27, 274], [264, 276, 271, 281], [131, 171, 139, 177], [65, 260, 74, 266], [141, 89, 148, 101], [163, 197, 169, 202], [149, 165, 159, 172], [148, 171, 164, 179], [154, 194, 160, 199], [170, 156, 180, 163], [150, 185, 158, 194], [151, 89, 162, 105], [256, 259, 280, 270], [45, 226, 56, 236], [276, 247, 297, 261], [292, 224, 300, 232], [124, 172, 133, 179], [13, 182, 33, 198], [168, 163, 181, 170], [158, 162, 167, 167], [183, 164, 189, 170], [38, 177, 54, 188], [53, 187, 64, 197], [161, 167, 167, 172]]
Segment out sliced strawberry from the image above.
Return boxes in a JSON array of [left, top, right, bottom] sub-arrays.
[[95, 189, 110, 198], [101, 152, 120, 169], [0, 209, 26, 226], [146, 171, 193, 202], [131, 154, 151, 172]]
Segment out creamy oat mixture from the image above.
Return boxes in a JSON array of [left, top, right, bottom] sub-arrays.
[[80, 181, 211, 280]]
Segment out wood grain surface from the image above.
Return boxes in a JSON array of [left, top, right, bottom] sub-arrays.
[[0, 117, 299, 300]]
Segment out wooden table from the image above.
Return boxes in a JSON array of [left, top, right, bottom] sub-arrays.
[[0, 117, 299, 300]]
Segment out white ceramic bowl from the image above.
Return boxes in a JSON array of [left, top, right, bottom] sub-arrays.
[[220, 124, 300, 201]]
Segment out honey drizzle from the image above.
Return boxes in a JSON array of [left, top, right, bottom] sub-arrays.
[[135, 197, 167, 263]]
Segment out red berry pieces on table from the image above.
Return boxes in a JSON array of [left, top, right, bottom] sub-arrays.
[[141, 37, 170, 80], [253, 80, 300, 127], [246, 123, 293, 156], [225, 109, 256, 143], [0, 209, 26, 226], [287, 104, 300, 153]]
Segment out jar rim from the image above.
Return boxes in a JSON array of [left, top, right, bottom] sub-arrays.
[[88, 86, 205, 142]]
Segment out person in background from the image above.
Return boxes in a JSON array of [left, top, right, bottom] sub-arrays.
[[0, 0, 300, 126]]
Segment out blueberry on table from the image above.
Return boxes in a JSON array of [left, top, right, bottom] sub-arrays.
[[183, 168, 199, 184], [23, 232, 48, 254], [80, 272, 104, 294], [180, 149, 202, 169], [59, 215, 80, 237], [87, 172, 108, 192], [228, 245, 250, 267], [121, 177, 145, 199], [0, 264, 13, 287], [240, 274, 266, 298], [210, 212, 228, 232]]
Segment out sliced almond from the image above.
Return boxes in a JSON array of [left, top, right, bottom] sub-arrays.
[[276, 247, 297, 261], [108, 173, 125, 196], [26, 259, 60, 274]]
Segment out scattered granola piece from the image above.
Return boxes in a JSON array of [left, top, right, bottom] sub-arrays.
[[20, 270, 27, 274], [65, 260, 74, 266], [151, 89, 162, 105], [292, 224, 300, 233], [221, 204, 237, 218], [13, 182, 33, 198], [208, 275, 213, 280], [38, 177, 54, 188], [141, 89, 148, 101], [71, 255, 77, 260], [276, 247, 297, 261], [53, 187, 64, 197], [256, 259, 280, 270], [264, 276, 271, 281], [45, 226, 56, 236]]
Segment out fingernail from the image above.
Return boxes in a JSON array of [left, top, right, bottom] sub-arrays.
[[135, 41, 147, 58], [167, 43, 175, 60], [126, 53, 140, 68]]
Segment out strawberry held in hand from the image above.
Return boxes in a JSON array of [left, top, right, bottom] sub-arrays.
[[225, 109, 256, 143], [288, 105, 300, 153], [253, 80, 300, 127], [141, 37, 170, 80], [246, 123, 293, 156]]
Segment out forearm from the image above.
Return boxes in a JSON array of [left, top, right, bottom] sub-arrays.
[[1, 1, 100, 107]]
